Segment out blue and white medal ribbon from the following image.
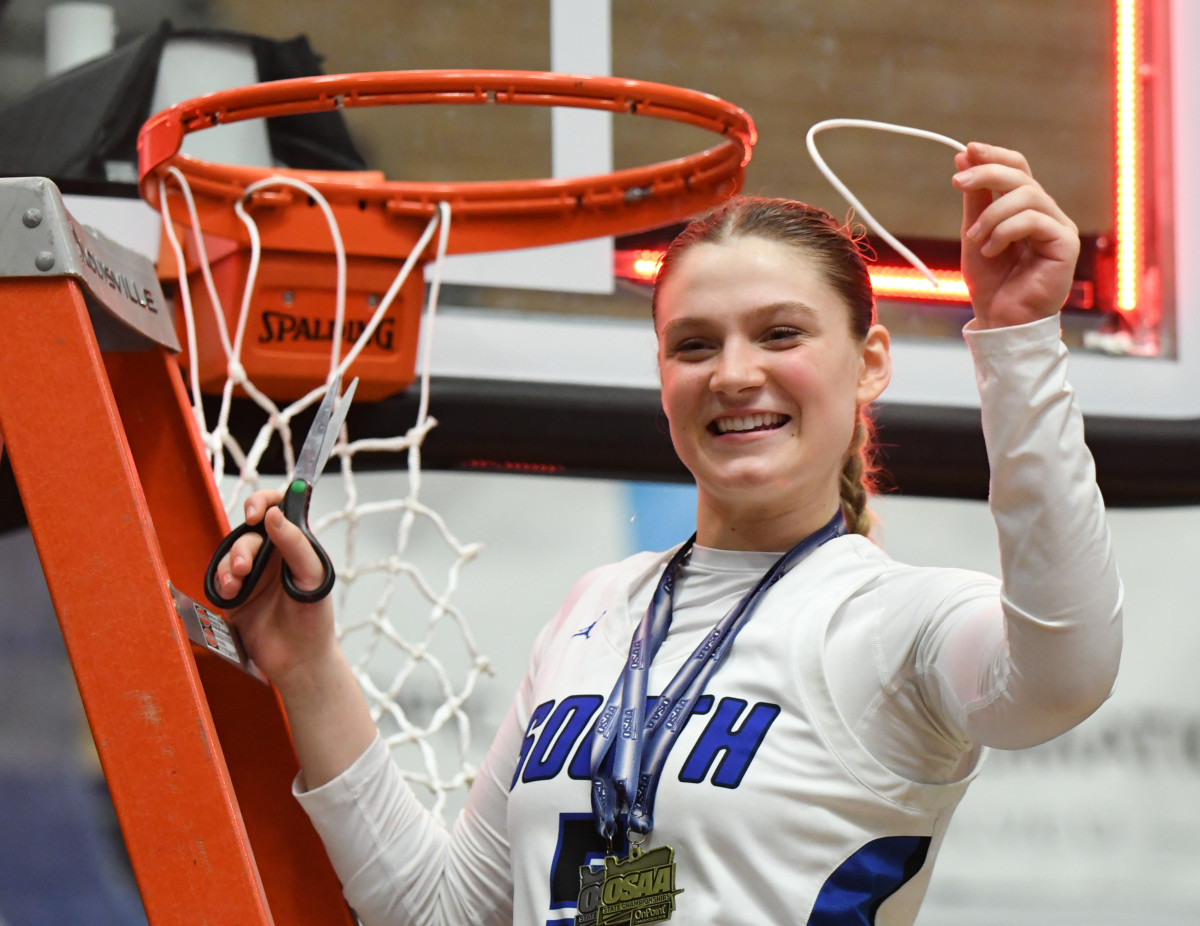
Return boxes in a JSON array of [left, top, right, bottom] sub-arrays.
[[589, 510, 847, 843]]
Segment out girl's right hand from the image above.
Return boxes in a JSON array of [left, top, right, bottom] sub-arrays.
[[211, 488, 341, 694], [216, 490, 379, 788]]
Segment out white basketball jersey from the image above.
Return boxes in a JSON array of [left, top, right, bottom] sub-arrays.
[[505, 536, 980, 925]]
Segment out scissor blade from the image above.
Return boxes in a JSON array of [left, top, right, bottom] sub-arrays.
[[312, 376, 357, 478], [292, 373, 343, 485]]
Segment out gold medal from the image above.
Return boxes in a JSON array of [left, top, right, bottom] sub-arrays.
[[577, 844, 683, 926]]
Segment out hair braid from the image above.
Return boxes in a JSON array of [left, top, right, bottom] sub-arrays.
[[839, 409, 877, 537]]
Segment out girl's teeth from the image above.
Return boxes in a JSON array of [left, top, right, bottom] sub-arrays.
[[717, 413, 784, 434]]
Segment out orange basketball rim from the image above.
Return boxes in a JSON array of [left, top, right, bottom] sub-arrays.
[[136, 70, 757, 398]]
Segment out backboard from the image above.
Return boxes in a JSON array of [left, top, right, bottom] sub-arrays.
[[100, 0, 1191, 505]]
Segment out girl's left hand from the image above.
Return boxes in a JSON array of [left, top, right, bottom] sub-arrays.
[[954, 142, 1080, 329]]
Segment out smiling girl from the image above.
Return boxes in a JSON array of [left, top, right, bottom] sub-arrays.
[[215, 141, 1122, 925]]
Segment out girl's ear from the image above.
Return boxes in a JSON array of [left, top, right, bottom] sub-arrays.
[[856, 324, 892, 405]]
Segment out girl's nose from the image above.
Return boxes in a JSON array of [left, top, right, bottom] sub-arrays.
[[710, 340, 766, 394]]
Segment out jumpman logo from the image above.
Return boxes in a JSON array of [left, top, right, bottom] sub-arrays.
[[573, 619, 600, 640]]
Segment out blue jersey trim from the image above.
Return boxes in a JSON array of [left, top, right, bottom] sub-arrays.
[[810, 835, 932, 924]]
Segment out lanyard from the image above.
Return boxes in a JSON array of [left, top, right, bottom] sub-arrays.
[[590, 510, 847, 843]]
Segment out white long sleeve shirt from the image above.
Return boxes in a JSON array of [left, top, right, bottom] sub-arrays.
[[296, 314, 1123, 926]]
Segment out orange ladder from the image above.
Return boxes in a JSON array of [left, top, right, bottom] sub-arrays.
[[0, 178, 355, 925]]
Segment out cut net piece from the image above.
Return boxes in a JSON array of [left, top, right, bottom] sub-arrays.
[[163, 176, 487, 823]]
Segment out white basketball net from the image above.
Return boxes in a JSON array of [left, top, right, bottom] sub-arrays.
[[158, 171, 489, 824]]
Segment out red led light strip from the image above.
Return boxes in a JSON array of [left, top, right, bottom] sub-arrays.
[[1114, 0, 1144, 315], [462, 459, 567, 475], [616, 248, 970, 303], [868, 267, 969, 302]]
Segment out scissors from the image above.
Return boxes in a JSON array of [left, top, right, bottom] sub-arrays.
[[204, 374, 358, 610]]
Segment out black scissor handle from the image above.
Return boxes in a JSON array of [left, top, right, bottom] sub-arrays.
[[277, 480, 336, 604], [204, 520, 274, 609], [203, 483, 335, 609]]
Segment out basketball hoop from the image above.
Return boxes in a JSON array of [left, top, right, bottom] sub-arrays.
[[138, 70, 756, 399]]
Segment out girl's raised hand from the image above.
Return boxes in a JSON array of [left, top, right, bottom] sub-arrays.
[[953, 142, 1080, 329]]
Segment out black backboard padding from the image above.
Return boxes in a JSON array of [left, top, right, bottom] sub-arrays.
[[4, 378, 1196, 536]]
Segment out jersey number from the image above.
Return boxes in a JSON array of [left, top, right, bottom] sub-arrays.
[[547, 812, 612, 924]]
